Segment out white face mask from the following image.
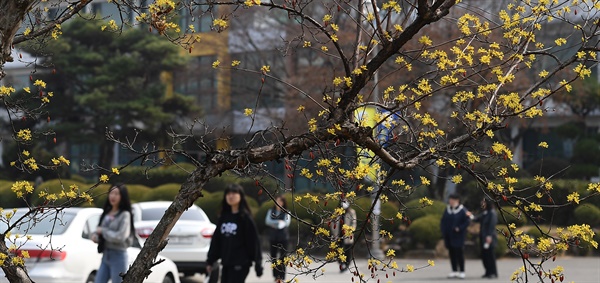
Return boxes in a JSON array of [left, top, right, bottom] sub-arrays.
[[342, 201, 349, 209]]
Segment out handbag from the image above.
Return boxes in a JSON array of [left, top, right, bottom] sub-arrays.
[[97, 233, 105, 253]]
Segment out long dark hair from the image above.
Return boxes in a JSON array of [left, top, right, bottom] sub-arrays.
[[272, 195, 287, 211], [99, 183, 135, 234], [482, 197, 494, 211], [220, 183, 252, 216]]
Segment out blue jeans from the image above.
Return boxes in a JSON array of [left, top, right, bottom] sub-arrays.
[[95, 248, 128, 283]]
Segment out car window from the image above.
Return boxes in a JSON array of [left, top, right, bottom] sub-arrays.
[[82, 214, 100, 239], [141, 207, 206, 221], [0, 211, 76, 235]]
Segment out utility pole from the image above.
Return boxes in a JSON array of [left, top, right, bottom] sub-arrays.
[[362, 0, 384, 260]]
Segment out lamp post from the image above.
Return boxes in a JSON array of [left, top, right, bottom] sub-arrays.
[[362, 0, 384, 260]]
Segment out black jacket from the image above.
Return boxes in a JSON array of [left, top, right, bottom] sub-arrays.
[[207, 211, 263, 268], [475, 209, 498, 245], [440, 204, 471, 248]]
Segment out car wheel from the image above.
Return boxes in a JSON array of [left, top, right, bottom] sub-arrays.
[[207, 263, 220, 283], [85, 272, 96, 283], [162, 274, 175, 283]]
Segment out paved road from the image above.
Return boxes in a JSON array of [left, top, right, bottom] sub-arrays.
[[182, 256, 600, 283]]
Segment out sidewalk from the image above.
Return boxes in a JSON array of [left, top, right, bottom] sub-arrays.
[[183, 256, 600, 283], [239, 256, 600, 283]]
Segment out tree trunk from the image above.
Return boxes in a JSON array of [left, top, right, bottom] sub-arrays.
[[0, 2, 41, 280], [0, 241, 34, 283], [0, 0, 39, 77], [122, 165, 217, 283]]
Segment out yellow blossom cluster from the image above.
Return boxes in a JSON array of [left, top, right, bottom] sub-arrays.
[[11, 181, 35, 198], [101, 19, 119, 31], [457, 13, 491, 36], [51, 24, 62, 40], [16, 129, 32, 141], [0, 85, 15, 97], [51, 156, 70, 166], [283, 248, 313, 269], [147, 0, 180, 34], [244, 0, 261, 7]]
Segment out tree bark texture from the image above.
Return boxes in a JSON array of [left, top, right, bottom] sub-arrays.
[[0, 0, 39, 76]]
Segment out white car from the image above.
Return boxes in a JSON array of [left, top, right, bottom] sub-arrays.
[[132, 201, 217, 279], [0, 207, 180, 283]]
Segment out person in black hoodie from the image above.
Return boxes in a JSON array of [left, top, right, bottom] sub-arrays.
[[207, 183, 263, 283], [265, 195, 290, 282]]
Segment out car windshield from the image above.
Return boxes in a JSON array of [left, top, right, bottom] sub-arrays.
[[141, 207, 206, 222], [0, 211, 75, 235]]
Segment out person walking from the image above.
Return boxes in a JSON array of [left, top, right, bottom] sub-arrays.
[[440, 194, 471, 279], [331, 198, 357, 272], [206, 184, 263, 283], [92, 183, 135, 283], [265, 195, 291, 283], [472, 197, 498, 279]]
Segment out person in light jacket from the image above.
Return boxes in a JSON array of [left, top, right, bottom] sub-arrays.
[[92, 183, 134, 283], [265, 195, 291, 282], [206, 184, 263, 283], [330, 198, 357, 272], [472, 197, 498, 279], [440, 194, 471, 279]]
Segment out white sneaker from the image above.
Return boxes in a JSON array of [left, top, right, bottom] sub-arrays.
[[447, 272, 457, 278], [458, 272, 466, 279]]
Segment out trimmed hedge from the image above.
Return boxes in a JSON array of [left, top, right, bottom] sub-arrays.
[[353, 197, 400, 235], [0, 180, 24, 208], [573, 204, 600, 227], [254, 194, 400, 241], [525, 225, 550, 241], [462, 178, 594, 227], [408, 214, 442, 249], [195, 191, 223, 223], [110, 164, 196, 187], [91, 184, 152, 207], [143, 183, 181, 201], [498, 206, 528, 227], [495, 231, 508, 257], [403, 199, 445, 221], [201, 172, 279, 205], [31, 179, 96, 207]]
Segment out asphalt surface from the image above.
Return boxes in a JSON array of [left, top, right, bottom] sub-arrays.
[[181, 256, 600, 283]]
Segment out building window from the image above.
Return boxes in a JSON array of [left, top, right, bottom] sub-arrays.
[[231, 51, 283, 110], [174, 55, 217, 111], [92, 2, 133, 25], [179, 1, 214, 33]]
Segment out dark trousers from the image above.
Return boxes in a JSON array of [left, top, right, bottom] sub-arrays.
[[221, 265, 250, 283], [338, 243, 352, 270], [448, 246, 465, 272], [270, 239, 288, 280], [481, 245, 497, 276]]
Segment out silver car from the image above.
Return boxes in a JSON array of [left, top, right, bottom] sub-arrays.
[[132, 201, 217, 280]]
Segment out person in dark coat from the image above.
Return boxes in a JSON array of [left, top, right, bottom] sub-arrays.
[[472, 197, 498, 279], [265, 195, 290, 282], [206, 184, 263, 283], [440, 194, 471, 279]]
